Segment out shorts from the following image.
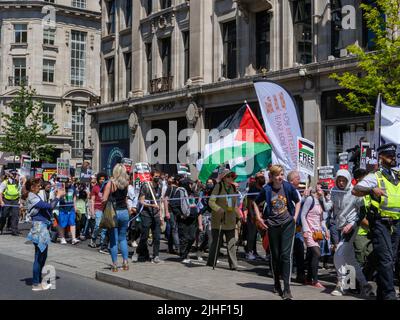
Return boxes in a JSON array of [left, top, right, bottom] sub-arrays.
[[58, 210, 76, 228]]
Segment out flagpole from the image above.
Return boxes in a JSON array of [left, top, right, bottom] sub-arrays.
[[374, 93, 382, 150]]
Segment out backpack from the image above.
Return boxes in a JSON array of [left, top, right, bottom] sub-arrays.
[[172, 187, 198, 218]]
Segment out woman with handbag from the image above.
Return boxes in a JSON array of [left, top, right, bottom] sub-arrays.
[[102, 164, 130, 272], [301, 184, 330, 289]]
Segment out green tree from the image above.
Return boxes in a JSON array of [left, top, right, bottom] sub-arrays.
[[0, 86, 59, 164], [330, 0, 400, 113]]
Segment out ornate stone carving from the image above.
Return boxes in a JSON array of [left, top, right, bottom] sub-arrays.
[[128, 111, 139, 134], [235, 0, 272, 23], [186, 102, 199, 126]]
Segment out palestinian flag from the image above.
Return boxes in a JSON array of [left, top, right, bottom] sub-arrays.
[[298, 139, 314, 157], [197, 104, 272, 182]]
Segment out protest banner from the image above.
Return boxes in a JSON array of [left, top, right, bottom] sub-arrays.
[[43, 168, 57, 182], [35, 168, 43, 179], [254, 80, 302, 175], [57, 158, 70, 182], [317, 166, 335, 189], [339, 152, 349, 170], [177, 164, 191, 176], [122, 158, 133, 173], [360, 142, 370, 170], [297, 137, 315, 177], [20, 155, 31, 177], [134, 162, 151, 189]]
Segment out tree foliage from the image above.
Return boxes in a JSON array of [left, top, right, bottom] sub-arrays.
[[0, 86, 58, 162], [330, 0, 400, 113]]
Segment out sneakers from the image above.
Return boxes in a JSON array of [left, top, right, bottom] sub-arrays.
[[88, 240, 97, 248], [331, 285, 345, 296], [79, 235, 86, 241], [99, 248, 110, 254], [132, 241, 138, 248], [131, 254, 138, 262], [152, 256, 161, 264], [71, 238, 80, 245], [196, 251, 204, 261], [246, 252, 256, 261], [60, 238, 67, 245], [311, 282, 326, 289], [282, 290, 293, 300], [361, 283, 376, 297], [32, 282, 52, 291], [182, 258, 191, 264]]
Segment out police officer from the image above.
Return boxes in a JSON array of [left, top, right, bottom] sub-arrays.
[[353, 143, 400, 300]]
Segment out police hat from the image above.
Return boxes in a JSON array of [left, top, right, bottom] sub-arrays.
[[377, 143, 397, 155]]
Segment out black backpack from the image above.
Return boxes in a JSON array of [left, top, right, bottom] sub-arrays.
[[168, 186, 181, 213]]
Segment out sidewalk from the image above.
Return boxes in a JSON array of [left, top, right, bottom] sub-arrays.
[[96, 258, 363, 300], [0, 235, 366, 300]]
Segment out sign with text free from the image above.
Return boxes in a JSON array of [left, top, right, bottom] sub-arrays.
[[297, 137, 315, 177]]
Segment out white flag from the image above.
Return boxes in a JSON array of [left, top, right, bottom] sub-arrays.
[[253, 80, 302, 174]]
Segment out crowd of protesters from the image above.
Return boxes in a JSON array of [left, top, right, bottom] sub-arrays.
[[2, 148, 400, 300]]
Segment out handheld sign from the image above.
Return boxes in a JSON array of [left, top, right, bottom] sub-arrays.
[[339, 152, 349, 170], [20, 155, 32, 177], [57, 158, 70, 182], [297, 137, 315, 177], [318, 166, 335, 189], [134, 162, 151, 190], [122, 158, 133, 174], [360, 142, 370, 170], [177, 164, 191, 177]]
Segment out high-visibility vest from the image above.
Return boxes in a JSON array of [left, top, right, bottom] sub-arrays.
[[370, 171, 400, 220], [3, 181, 20, 201], [358, 195, 371, 236]]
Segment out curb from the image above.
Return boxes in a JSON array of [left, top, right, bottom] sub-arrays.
[[96, 271, 205, 300]]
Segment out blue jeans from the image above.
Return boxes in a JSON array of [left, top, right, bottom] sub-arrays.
[[109, 209, 129, 263], [92, 210, 106, 244], [33, 244, 48, 285]]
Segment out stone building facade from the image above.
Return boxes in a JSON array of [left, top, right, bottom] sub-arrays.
[[90, 0, 373, 177], [0, 0, 101, 167]]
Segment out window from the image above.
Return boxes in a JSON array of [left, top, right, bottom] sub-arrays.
[[161, 37, 171, 77], [72, 106, 84, 158], [14, 24, 27, 43], [256, 11, 271, 71], [43, 28, 56, 45], [146, 0, 152, 15], [107, 0, 116, 34], [42, 104, 55, 125], [13, 58, 27, 86], [322, 91, 374, 168], [183, 31, 190, 82], [124, 52, 132, 97], [222, 21, 237, 79], [292, 0, 312, 64], [44, 0, 55, 3], [100, 122, 129, 142], [72, 0, 86, 9], [106, 57, 115, 102], [160, 0, 171, 9], [146, 43, 152, 89], [43, 59, 55, 83], [125, 0, 132, 28], [70, 30, 86, 87]]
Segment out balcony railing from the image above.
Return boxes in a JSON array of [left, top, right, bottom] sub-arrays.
[[8, 76, 29, 87], [149, 76, 173, 94]]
